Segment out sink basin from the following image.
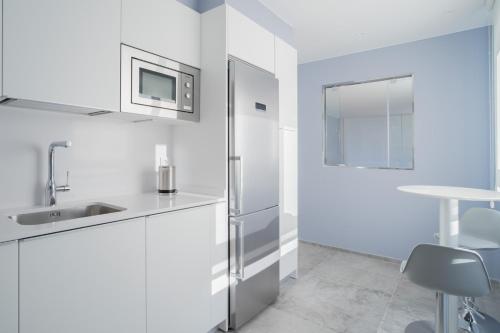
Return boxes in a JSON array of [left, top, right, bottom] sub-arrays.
[[9, 203, 126, 226]]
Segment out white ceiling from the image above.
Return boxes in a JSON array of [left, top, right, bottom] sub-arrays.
[[259, 0, 493, 64]]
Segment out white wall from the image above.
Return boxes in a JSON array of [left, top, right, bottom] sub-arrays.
[[0, 106, 173, 210]]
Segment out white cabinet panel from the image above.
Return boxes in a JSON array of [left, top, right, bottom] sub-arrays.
[[0, 241, 18, 333], [275, 37, 298, 129], [279, 128, 298, 279], [19, 218, 146, 333], [122, 0, 201, 68], [227, 6, 275, 73], [3, 0, 121, 111], [210, 202, 229, 329], [146, 205, 212, 333], [0, 0, 3, 98]]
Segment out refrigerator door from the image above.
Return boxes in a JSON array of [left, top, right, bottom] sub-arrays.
[[229, 206, 280, 329], [229, 59, 279, 216]]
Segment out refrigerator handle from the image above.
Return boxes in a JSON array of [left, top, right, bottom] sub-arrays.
[[230, 156, 242, 215], [230, 218, 245, 280]]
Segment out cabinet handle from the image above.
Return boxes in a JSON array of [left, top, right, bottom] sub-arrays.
[[231, 219, 245, 280]]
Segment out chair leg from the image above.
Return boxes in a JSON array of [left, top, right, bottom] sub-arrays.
[[435, 292, 444, 333]]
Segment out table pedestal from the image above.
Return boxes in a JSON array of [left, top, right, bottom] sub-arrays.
[[438, 198, 459, 333]]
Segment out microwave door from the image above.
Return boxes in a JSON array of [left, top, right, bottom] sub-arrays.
[[131, 58, 180, 111]]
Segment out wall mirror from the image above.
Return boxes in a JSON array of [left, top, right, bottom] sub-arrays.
[[324, 75, 414, 169]]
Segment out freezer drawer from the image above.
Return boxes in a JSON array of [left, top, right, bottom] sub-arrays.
[[229, 206, 279, 329], [229, 59, 279, 216], [229, 263, 279, 330]]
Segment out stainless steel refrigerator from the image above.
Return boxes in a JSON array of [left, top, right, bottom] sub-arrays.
[[228, 58, 280, 330]]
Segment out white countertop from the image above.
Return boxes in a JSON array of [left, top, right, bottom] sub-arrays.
[[0, 192, 225, 243], [398, 185, 500, 201]]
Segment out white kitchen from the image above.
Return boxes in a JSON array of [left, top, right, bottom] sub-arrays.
[[1, 1, 500, 333]]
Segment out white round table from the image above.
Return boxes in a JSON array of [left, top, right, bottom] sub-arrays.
[[398, 185, 500, 333]]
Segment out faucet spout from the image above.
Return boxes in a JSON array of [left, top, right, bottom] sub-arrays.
[[49, 140, 72, 150], [45, 140, 72, 207]]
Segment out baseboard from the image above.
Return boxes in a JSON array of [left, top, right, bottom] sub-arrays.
[[300, 240, 500, 286], [300, 240, 402, 264]]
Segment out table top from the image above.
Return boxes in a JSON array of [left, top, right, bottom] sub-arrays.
[[398, 185, 500, 201]]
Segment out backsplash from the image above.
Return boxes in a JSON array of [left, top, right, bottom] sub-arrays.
[[0, 106, 173, 210]]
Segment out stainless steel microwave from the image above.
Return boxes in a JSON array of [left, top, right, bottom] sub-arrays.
[[121, 44, 200, 122]]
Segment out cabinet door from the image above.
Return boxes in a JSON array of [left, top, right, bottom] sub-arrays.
[[19, 218, 146, 333], [0, 241, 18, 333], [279, 128, 298, 280], [122, 0, 201, 68], [0, 0, 3, 98], [210, 203, 229, 329], [275, 37, 298, 129], [3, 0, 121, 111], [227, 6, 275, 74], [146, 206, 212, 333]]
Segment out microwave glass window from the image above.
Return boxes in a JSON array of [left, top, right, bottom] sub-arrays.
[[139, 68, 176, 102]]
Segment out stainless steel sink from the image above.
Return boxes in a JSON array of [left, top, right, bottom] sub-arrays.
[[9, 203, 126, 225]]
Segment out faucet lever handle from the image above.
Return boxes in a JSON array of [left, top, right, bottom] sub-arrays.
[[56, 171, 71, 192]]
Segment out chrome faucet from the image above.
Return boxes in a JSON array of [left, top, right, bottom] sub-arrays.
[[45, 140, 72, 207]]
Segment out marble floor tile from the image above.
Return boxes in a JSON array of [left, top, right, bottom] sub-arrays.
[[240, 241, 500, 333], [237, 306, 335, 333], [297, 241, 333, 277]]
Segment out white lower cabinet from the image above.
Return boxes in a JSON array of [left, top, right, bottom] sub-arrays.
[[19, 218, 147, 333], [0, 241, 18, 333], [15, 204, 228, 333], [279, 128, 298, 280], [146, 204, 225, 333]]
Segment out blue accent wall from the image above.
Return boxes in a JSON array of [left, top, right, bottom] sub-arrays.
[[177, 0, 294, 46], [198, 0, 225, 12], [298, 27, 497, 275], [177, 0, 201, 11]]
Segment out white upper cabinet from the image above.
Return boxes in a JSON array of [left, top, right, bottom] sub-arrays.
[[122, 0, 201, 68], [275, 37, 298, 129], [3, 0, 121, 111], [19, 218, 146, 333], [227, 6, 275, 74], [0, 241, 17, 333]]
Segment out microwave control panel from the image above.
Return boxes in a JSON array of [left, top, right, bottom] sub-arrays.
[[181, 74, 194, 113]]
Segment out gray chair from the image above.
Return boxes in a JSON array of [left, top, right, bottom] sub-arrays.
[[401, 244, 500, 333], [435, 207, 500, 330], [435, 208, 500, 250]]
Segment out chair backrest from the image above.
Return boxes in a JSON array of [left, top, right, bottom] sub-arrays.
[[461, 208, 500, 248], [402, 244, 491, 297]]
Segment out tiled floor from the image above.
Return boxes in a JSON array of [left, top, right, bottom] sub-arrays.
[[239, 242, 500, 333]]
